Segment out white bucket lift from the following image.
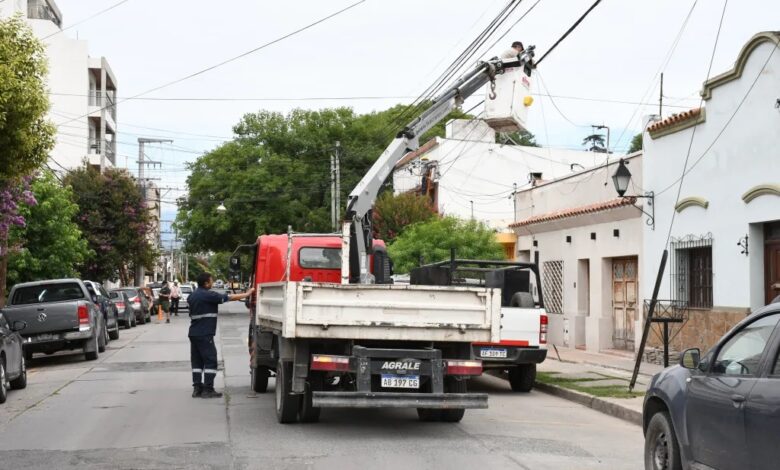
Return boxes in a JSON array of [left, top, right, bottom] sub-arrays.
[[483, 62, 533, 133]]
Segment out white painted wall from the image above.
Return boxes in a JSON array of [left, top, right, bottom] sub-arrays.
[[393, 119, 596, 229], [643, 36, 780, 310], [513, 155, 644, 351]]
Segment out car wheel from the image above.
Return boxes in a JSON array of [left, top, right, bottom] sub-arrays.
[[645, 411, 683, 470], [84, 331, 99, 361], [10, 356, 27, 390], [0, 357, 8, 404], [508, 364, 536, 392], [275, 359, 300, 424], [98, 323, 107, 352], [138, 312, 146, 325], [109, 320, 120, 340]]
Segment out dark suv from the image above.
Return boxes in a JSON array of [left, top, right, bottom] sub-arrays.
[[643, 303, 780, 470]]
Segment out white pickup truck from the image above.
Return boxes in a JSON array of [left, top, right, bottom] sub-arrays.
[[410, 258, 548, 392]]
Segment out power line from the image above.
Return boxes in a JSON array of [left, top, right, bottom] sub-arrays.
[[55, 0, 367, 128], [535, 0, 603, 65], [41, 0, 131, 40]]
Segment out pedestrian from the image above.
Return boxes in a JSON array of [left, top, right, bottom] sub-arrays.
[[159, 280, 172, 323], [188, 272, 254, 398], [500, 40, 524, 60], [170, 281, 181, 317]]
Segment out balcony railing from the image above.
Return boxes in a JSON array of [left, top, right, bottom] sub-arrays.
[[88, 90, 117, 122], [88, 138, 116, 164]]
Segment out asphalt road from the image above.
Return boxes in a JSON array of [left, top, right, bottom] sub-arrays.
[[0, 300, 644, 470]]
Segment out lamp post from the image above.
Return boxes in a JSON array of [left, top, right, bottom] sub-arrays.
[[611, 158, 655, 230]]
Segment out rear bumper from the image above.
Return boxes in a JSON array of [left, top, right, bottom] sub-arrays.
[[312, 391, 488, 409], [22, 329, 93, 352], [473, 345, 547, 366]]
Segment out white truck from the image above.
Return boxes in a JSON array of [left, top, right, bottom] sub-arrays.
[[239, 47, 538, 423]]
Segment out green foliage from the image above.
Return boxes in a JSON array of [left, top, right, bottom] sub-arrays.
[[64, 167, 157, 283], [628, 133, 643, 153], [7, 172, 91, 285], [186, 254, 208, 281], [372, 191, 436, 242], [388, 216, 504, 274], [0, 16, 55, 181], [582, 133, 607, 153], [499, 129, 539, 147]]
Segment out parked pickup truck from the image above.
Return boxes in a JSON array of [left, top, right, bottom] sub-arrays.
[[411, 258, 548, 392], [241, 234, 500, 424], [3, 279, 107, 361]]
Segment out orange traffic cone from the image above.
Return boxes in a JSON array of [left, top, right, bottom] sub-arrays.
[[158, 305, 163, 322]]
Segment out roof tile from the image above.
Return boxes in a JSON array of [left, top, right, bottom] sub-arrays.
[[647, 108, 701, 133], [509, 197, 637, 228]]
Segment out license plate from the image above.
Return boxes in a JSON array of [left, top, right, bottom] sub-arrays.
[[36, 333, 56, 342], [381, 375, 420, 389], [480, 348, 507, 358]]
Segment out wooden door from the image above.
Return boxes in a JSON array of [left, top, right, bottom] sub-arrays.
[[765, 222, 780, 305], [612, 257, 638, 350]]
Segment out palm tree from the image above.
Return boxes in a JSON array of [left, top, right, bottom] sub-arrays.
[[582, 133, 606, 153]]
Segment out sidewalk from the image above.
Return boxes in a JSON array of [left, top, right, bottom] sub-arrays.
[[535, 346, 667, 426]]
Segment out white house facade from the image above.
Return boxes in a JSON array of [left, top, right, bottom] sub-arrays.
[[1, 0, 119, 171], [510, 154, 646, 352], [642, 31, 780, 353]]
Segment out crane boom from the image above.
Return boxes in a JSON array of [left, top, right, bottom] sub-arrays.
[[345, 48, 535, 284]]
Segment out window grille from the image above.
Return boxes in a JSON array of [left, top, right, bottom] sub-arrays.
[[543, 260, 564, 314], [670, 234, 713, 309]]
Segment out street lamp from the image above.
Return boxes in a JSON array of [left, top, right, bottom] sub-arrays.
[[216, 202, 227, 213], [611, 158, 655, 230]]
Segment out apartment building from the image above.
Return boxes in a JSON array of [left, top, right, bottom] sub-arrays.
[[1, 0, 119, 171]]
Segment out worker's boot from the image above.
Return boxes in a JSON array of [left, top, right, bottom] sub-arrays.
[[192, 385, 203, 398], [200, 388, 223, 399]]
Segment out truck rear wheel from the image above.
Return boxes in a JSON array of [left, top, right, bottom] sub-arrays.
[[508, 364, 536, 392], [416, 408, 441, 422], [275, 360, 300, 424], [251, 365, 269, 393], [440, 377, 466, 423], [298, 374, 322, 423]]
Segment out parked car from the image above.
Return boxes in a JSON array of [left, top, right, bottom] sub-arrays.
[[179, 284, 193, 311], [115, 287, 149, 324], [0, 311, 28, 403], [83, 280, 120, 341], [2, 279, 106, 361], [109, 290, 136, 329], [213, 280, 224, 289], [643, 302, 780, 470], [137, 287, 155, 321]]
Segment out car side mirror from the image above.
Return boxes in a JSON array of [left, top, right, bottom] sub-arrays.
[[12, 320, 27, 332], [680, 348, 701, 369]]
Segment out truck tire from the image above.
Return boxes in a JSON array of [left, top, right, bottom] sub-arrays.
[[509, 292, 535, 308], [275, 359, 300, 424], [251, 366, 269, 393], [508, 364, 536, 392], [85, 332, 99, 361], [0, 358, 7, 404], [298, 374, 322, 423], [416, 408, 441, 422], [440, 377, 466, 423], [645, 412, 682, 470], [9, 357, 27, 390]]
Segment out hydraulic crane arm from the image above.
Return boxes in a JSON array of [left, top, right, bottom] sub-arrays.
[[345, 48, 535, 284]]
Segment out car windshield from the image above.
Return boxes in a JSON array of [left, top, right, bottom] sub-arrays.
[[181, 286, 192, 294], [109, 291, 120, 299], [11, 283, 85, 305], [299, 247, 341, 269]]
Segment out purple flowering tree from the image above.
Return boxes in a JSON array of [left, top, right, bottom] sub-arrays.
[[0, 177, 37, 305]]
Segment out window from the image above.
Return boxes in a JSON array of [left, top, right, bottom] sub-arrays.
[[11, 283, 85, 305], [671, 235, 713, 308], [542, 260, 564, 314], [180, 286, 192, 294], [712, 314, 779, 376], [299, 247, 341, 269]]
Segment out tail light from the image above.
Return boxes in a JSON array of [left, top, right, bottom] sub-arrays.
[[130, 296, 141, 305], [445, 360, 482, 376], [310, 354, 351, 372], [116, 302, 125, 311], [78, 303, 90, 329], [540, 314, 548, 344]]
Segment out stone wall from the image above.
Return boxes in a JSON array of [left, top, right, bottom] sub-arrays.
[[647, 307, 749, 354]]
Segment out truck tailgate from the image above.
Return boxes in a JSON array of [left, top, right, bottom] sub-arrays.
[[2, 302, 80, 336], [257, 282, 500, 343], [499, 307, 546, 348]]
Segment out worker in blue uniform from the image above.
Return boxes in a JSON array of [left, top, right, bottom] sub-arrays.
[[188, 272, 254, 398]]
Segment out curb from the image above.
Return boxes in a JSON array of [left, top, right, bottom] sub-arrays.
[[534, 381, 642, 427]]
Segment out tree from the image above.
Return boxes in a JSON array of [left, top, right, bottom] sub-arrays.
[[372, 191, 436, 243], [7, 172, 91, 286], [0, 16, 56, 305], [64, 167, 157, 284], [499, 129, 539, 147], [582, 133, 607, 153], [628, 133, 643, 153], [388, 216, 505, 274]]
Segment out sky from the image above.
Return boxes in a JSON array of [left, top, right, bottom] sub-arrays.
[[46, 0, 780, 242]]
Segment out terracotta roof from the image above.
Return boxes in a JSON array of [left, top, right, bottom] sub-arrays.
[[509, 197, 637, 228], [394, 138, 438, 169], [647, 108, 701, 134]]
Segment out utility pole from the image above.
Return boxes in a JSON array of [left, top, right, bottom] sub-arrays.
[[335, 141, 341, 228], [330, 152, 336, 232], [470, 200, 474, 220], [659, 73, 664, 119], [135, 137, 172, 286], [512, 183, 518, 223]]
